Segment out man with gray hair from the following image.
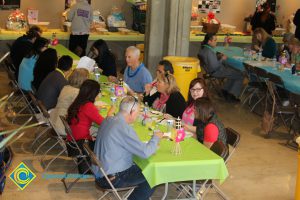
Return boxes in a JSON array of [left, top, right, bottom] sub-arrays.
[[124, 46, 153, 93], [93, 96, 163, 200]]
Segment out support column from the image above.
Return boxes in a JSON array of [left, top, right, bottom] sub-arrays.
[[144, 0, 192, 74]]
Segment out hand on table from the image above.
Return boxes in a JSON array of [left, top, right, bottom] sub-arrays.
[[163, 113, 173, 120], [144, 83, 152, 96], [108, 76, 117, 83], [221, 55, 228, 61], [154, 131, 164, 139], [253, 45, 262, 52], [183, 124, 192, 132], [107, 105, 116, 117]]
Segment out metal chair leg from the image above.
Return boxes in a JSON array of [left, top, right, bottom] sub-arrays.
[[43, 148, 67, 171]]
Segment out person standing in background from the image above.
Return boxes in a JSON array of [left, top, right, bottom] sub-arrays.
[[251, 2, 276, 35], [293, 9, 300, 40], [67, 0, 93, 57]]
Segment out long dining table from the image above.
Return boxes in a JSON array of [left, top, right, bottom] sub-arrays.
[[214, 46, 300, 94], [96, 85, 228, 199], [55, 43, 229, 199]]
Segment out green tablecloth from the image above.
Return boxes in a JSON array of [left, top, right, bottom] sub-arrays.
[[52, 44, 79, 60], [53, 44, 108, 82], [97, 89, 229, 188]]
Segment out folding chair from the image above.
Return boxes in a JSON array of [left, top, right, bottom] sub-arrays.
[[2, 61, 34, 123], [36, 102, 68, 171], [28, 92, 53, 155], [60, 116, 94, 193], [263, 80, 295, 138], [240, 64, 264, 108], [83, 143, 136, 200], [176, 141, 229, 200], [225, 127, 240, 164], [247, 67, 269, 112]]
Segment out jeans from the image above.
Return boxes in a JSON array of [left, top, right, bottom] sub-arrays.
[[95, 165, 154, 200], [69, 34, 89, 57]]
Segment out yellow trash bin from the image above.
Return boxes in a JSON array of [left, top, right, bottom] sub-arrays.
[[164, 56, 200, 100], [136, 43, 144, 62]]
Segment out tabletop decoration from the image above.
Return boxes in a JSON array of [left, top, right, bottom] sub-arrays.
[[115, 78, 125, 96], [172, 117, 185, 156], [201, 11, 220, 34], [6, 9, 27, 31], [224, 34, 232, 48], [141, 102, 150, 126]]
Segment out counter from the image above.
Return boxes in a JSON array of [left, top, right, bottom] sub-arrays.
[[0, 29, 283, 43]]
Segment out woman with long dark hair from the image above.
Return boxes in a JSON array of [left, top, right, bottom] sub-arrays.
[[66, 79, 114, 173], [182, 78, 209, 127], [90, 39, 117, 80], [32, 48, 58, 90], [67, 79, 114, 143]]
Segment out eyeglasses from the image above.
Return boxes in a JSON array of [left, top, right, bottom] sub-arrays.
[[190, 88, 203, 93], [129, 95, 138, 114], [164, 73, 170, 84]]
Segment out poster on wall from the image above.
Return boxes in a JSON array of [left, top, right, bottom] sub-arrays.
[[198, 0, 221, 13], [0, 0, 20, 10], [65, 0, 91, 10]]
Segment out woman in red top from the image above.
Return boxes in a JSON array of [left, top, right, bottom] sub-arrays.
[[66, 79, 114, 174], [67, 79, 114, 144]]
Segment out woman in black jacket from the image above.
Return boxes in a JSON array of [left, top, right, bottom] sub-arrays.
[[143, 72, 186, 118], [90, 39, 117, 81]]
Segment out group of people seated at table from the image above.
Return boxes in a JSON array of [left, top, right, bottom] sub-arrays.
[[9, 26, 228, 200]]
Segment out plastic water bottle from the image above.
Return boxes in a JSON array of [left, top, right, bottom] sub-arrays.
[[142, 102, 149, 126], [291, 64, 296, 75], [94, 66, 100, 81], [257, 50, 262, 61], [272, 56, 277, 68]]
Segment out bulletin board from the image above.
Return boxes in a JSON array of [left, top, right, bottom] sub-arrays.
[[0, 0, 20, 10], [198, 0, 221, 13]]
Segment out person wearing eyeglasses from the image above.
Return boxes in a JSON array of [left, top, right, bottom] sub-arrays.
[[93, 96, 163, 200], [144, 60, 174, 97], [124, 46, 152, 93], [143, 72, 186, 118], [198, 33, 243, 102], [66, 80, 115, 173], [182, 78, 209, 132]]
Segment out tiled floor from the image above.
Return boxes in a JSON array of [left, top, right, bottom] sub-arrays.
[[0, 68, 297, 200]]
